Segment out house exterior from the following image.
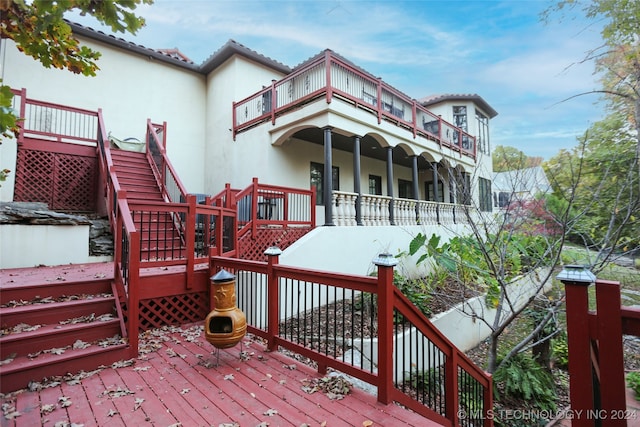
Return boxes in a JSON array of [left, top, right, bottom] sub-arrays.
[[492, 166, 551, 209], [0, 22, 498, 275]]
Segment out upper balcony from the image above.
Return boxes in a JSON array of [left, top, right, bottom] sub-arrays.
[[232, 50, 477, 161]]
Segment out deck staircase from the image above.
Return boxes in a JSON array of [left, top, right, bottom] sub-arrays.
[[110, 149, 184, 260], [0, 275, 130, 393]]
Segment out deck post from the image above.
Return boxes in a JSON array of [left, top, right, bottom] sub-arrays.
[[557, 265, 596, 427], [265, 246, 282, 351], [185, 194, 196, 290], [353, 135, 363, 226], [594, 279, 627, 426], [374, 252, 398, 404]]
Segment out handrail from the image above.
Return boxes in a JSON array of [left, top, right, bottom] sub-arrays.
[[11, 87, 99, 145], [145, 119, 189, 204], [228, 177, 315, 239], [210, 252, 493, 426], [232, 52, 477, 159]]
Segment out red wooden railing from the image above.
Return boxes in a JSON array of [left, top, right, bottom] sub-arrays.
[[560, 270, 640, 427], [145, 119, 189, 204], [210, 251, 493, 427], [11, 88, 99, 145], [211, 177, 316, 260], [232, 51, 477, 159]]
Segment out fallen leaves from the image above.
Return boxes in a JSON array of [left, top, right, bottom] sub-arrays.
[[101, 386, 135, 398], [301, 375, 352, 400], [133, 397, 145, 411], [1, 401, 21, 420]]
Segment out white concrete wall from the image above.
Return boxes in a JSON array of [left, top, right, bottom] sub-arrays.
[[280, 224, 472, 277], [204, 55, 287, 193], [0, 224, 112, 268], [1, 38, 208, 195]]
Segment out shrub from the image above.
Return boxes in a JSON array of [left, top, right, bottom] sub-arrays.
[[493, 352, 557, 412], [551, 333, 569, 370], [627, 372, 640, 401], [393, 271, 433, 318]]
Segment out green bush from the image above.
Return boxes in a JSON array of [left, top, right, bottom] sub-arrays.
[[551, 333, 569, 370], [493, 353, 557, 412], [627, 372, 640, 401], [393, 271, 433, 318]]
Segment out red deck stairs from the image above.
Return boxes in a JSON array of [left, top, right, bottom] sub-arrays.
[[110, 149, 184, 260], [0, 274, 129, 393]]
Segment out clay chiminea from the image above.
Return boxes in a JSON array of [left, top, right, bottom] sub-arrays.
[[204, 269, 247, 349]]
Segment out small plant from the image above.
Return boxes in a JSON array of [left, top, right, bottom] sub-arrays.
[[551, 333, 569, 370], [627, 371, 640, 401], [493, 352, 557, 412], [393, 271, 433, 318]]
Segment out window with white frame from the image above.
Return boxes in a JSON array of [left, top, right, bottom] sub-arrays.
[[476, 110, 490, 155]]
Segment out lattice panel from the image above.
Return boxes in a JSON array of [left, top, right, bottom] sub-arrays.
[[14, 148, 97, 212], [53, 154, 97, 212], [239, 227, 312, 261], [137, 292, 209, 331], [14, 149, 54, 206]]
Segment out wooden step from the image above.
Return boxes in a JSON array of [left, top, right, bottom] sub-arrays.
[[0, 342, 131, 394], [118, 177, 159, 187], [0, 295, 116, 329], [0, 278, 112, 306], [1, 318, 122, 359]]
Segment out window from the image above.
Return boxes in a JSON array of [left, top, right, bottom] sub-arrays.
[[398, 179, 413, 199], [476, 111, 490, 155], [453, 106, 467, 131], [368, 175, 382, 195], [479, 178, 492, 212], [261, 89, 272, 114], [456, 172, 472, 205], [425, 181, 444, 202], [310, 162, 339, 205], [498, 192, 511, 208]]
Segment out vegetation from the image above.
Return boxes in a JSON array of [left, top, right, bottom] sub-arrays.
[[492, 145, 542, 172], [493, 352, 558, 412], [406, 229, 560, 374], [627, 372, 640, 401]]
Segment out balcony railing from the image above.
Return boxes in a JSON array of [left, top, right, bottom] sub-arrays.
[[333, 191, 472, 226], [11, 88, 98, 145], [233, 51, 477, 159]]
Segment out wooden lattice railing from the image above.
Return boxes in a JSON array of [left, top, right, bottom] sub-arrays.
[[210, 251, 493, 426]]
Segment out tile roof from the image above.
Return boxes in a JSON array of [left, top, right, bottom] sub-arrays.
[[418, 93, 498, 118]]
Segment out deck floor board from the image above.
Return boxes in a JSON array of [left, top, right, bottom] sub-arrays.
[[1, 263, 442, 427]]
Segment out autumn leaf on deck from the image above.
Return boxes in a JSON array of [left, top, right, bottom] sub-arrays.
[[41, 403, 56, 414], [58, 396, 72, 408], [73, 339, 90, 349], [133, 397, 144, 411]]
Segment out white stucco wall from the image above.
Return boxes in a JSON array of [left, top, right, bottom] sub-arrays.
[[0, 224, 99, 268], [1, 37, 208, 194], [280, 223, 472, 277], [204, 55, 288, 193]]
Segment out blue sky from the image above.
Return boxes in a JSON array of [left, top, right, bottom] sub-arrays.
[[69, 0, 607, 160]]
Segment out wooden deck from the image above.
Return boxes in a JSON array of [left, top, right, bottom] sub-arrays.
[[1, 263, 442, 427], [0, 324, 440, 427]]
